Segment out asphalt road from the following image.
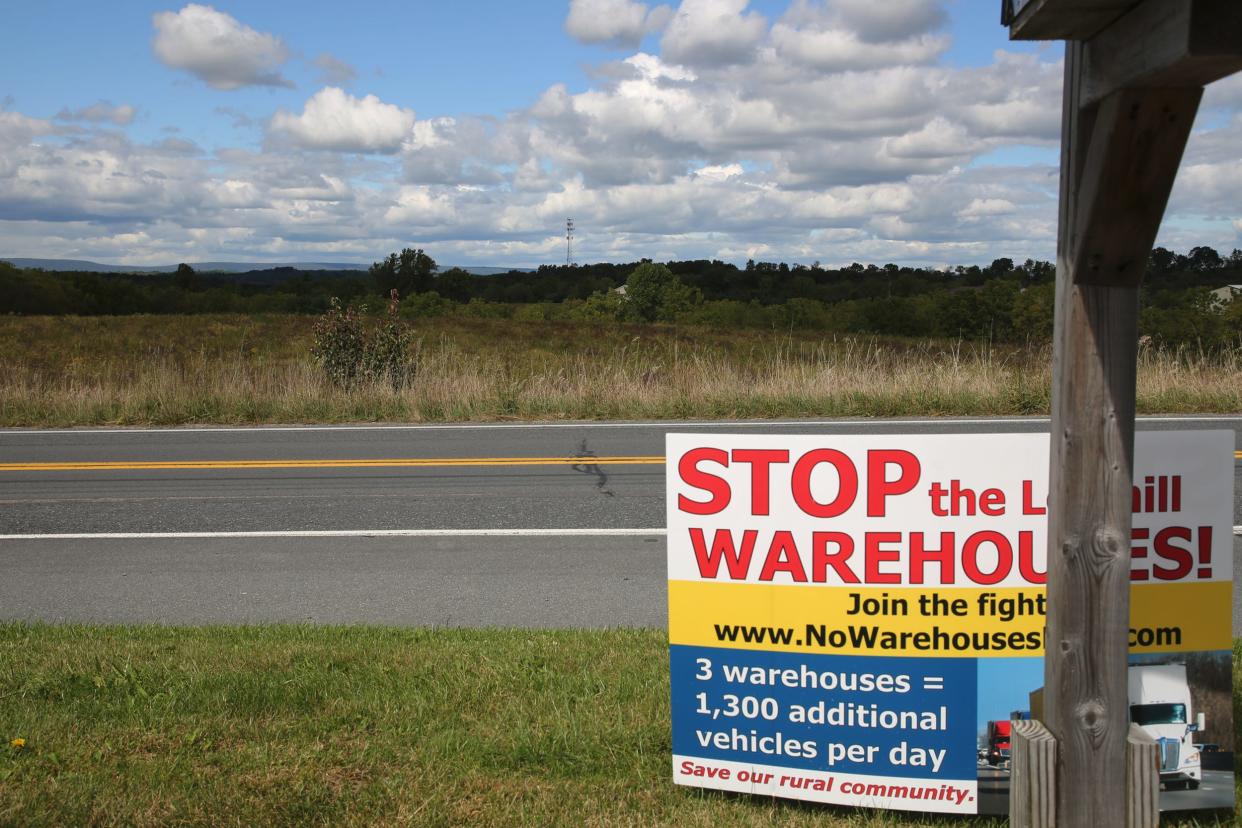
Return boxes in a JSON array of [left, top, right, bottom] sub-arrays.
[[976, 766, 1234, 814], [0, 416, 1238, 626]]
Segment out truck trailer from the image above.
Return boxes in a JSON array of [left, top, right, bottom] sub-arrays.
[[1128, 663, 1204, 790], [986, 719, 1012, 766]]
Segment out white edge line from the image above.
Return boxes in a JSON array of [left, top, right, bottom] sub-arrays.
[[0, 528, 669, 540], [4, 415, 1242, 436]]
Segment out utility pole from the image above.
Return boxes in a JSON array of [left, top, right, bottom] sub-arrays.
[[566, 217, 575, 267]]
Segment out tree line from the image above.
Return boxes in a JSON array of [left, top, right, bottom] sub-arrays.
[[3, 245, 1240, 347]]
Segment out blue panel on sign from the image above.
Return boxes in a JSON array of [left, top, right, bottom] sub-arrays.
[[671, 645, 977, 780]]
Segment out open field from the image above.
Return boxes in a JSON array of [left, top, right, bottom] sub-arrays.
[[1, 314, 1240, 427], [0, 625, 1237, 827]]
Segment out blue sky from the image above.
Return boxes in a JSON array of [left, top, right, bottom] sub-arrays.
[[0, 1, 1237, 266], [976, 657, 1043, 738]]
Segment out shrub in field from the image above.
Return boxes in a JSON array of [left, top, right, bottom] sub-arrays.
[[312, 293, 415, 390], [398, 290, 452, 319], [365, 293, 416, 390], [574, 289, 627, 321], [311, 298, 366, 388]]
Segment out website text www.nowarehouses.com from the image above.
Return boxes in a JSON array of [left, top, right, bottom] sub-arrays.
[[711, 623, 1183, 652]]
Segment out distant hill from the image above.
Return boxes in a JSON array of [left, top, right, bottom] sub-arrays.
[[1, 258, 368, 273], [0, 258, 534, 275]]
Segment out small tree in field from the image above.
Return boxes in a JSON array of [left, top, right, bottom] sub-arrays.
[[623, 262, 701, 322], [370, 248, 436, 297], [364, 291, 415, 389], [312, 291, 414, 390]]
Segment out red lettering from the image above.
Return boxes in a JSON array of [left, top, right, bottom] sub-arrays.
[[909, 532, 955, 585], [791, 449, 858, 518], [811, 532, 859, 583], [979, 488, 1005, 516], [1022, 480, 1046, 516], [1130, 527, 1150, 581], [1017, 531, 1045, 584], [759, 531, 808, 582], [1197, 526, 1213, 579], [731, 449, 789, 516], [678, 448, 730, 515], [689, 528, 756, 579], [864, 532, 902, 584], [866, 450, 920, 517], [1152, 526, 1193, 580], [962, 530, 1011, 585]]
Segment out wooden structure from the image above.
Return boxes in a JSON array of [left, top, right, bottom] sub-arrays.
[[1003, 1, 1242, 826], [1010, 720, 1057, 827]]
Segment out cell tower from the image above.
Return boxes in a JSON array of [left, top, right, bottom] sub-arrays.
[[566, 217, 574, 266]]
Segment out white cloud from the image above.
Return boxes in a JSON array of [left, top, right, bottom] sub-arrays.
[[383, 185, 457, 226], [694, 163, 743, 181], [55, 101, 137, 126], [661, 0, 767, 66], [885, 117, 979, 160], [4, 2, 1240, 270], [769, 1, 948, 72], [152, 4, 292, 90], [566, 0, 673, 46], [823, 0, 946, 43], [313, 53, 357, 86], [958, 198, 1017, 219], [270, 87, 415, 154], [0, 108, 56, 148]]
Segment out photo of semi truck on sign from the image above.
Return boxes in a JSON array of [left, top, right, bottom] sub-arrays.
[[1011, 653, 1231, 810], [985, 719, 1011, 767], [1130, 663, 1205, 790]]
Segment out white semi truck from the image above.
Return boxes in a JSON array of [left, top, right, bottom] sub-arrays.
[[1127, 664, 1204, 790], [1031, 664, 1205, 790]]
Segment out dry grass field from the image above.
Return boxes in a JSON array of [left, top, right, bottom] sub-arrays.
[[1, 314, 1238, 427]]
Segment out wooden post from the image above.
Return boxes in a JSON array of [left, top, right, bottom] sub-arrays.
[[1011, 720, 1057, 828], [1009, 1, 1242, 822], [1045, 40, 1200, 828], [1127, 724, 1160, 828], [1045, 42, 1137, 827]]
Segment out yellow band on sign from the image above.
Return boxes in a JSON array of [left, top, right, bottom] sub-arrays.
[[668, 580, 1231, 657]]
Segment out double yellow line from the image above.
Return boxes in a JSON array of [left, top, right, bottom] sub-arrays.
[[1, 451, 1238, 473], [0, 456, 666, 472]]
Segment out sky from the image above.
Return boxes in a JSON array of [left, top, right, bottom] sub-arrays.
[[976, 657, 1043, 740], [1, 0, 1239, 268]]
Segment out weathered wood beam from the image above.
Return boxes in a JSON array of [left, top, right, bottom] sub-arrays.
[[1012, 721, 1160, 827], [1009, 0, 1135, 41], [1083, 0, 1242, 107], [1011, 720, 1057, 828], [1069, 86, 1201, 286], [1126, 725, 1160, 828], [1045, 41, 1137, 828]]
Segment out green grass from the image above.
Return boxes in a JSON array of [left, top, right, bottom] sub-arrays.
[[0, 625, 1237, 826], [1, 314, 1239, 426]]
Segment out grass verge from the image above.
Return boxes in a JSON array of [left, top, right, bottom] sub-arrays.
[[0, 625, 1238, 826], [1, 315, 1239, 427]]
